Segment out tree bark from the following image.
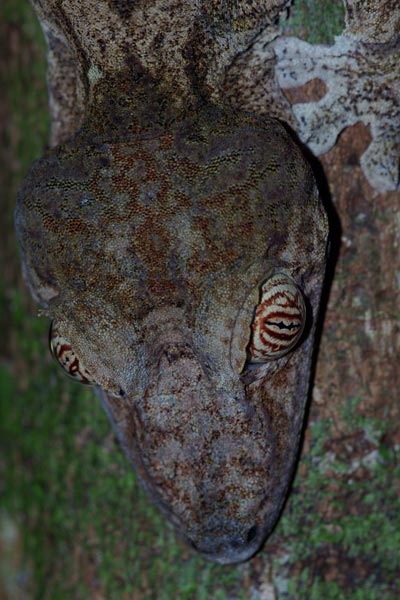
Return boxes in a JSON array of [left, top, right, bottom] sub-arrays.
[[1, 0, 399, 598]]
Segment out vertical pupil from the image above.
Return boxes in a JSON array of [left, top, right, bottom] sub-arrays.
[[248, 274, 306, 362], [264, 319, 299, 331]]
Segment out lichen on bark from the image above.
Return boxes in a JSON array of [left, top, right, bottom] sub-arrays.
[[273, 0, 400, 192]]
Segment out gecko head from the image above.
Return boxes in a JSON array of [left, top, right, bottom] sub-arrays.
[[125, 275, 310, 565], [45, 269, 313, 564], [15, 102, 328, 562]]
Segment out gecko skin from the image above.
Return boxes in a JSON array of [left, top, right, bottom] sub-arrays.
[[15, 7, 329, 565]]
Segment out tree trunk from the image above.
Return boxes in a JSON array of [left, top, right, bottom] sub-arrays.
[[1, 1, 398, 598]]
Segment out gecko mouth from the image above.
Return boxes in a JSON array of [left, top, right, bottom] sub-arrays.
[[190, 524, 263, 564]]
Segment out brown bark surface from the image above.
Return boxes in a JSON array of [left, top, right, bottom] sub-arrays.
[[1, 2, 399, 598]]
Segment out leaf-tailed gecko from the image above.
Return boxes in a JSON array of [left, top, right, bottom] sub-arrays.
[[15, 0, 329, 564]]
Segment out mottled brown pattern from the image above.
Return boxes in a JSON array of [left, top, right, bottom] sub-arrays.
[[29, 0, 292, 146], [15, 2, 328, 564]]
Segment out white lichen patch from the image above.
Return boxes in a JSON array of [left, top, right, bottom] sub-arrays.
[[274, 33, 399, 192], [273, 0, 400, 193], [88, 64, 103, 84]]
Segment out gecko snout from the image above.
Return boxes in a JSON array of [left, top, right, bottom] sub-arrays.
[[191, 523, 264, 565]]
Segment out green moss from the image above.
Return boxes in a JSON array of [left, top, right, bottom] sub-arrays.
[[1, 0, 50, 176], [2, 1, 396, 598], [274, 398, 400, 599], [284, 0, 345, 45]]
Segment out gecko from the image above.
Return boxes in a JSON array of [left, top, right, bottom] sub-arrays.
[[15, 0, 329, 564]]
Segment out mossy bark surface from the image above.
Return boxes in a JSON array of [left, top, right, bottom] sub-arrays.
[[1, 1, 399, 598]]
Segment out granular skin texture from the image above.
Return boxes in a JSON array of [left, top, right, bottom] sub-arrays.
[[16, 3, 328, 564]]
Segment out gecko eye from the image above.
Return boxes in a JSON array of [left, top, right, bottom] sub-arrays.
[[49, 321, 95, 384], [248, 274, 306, 362]]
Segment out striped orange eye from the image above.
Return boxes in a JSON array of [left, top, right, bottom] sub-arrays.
[[248, 274, 306, 362], [49, 322, 95, 384]]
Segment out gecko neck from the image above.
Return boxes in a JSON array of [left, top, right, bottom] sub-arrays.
[[81, 68, 205, 141]]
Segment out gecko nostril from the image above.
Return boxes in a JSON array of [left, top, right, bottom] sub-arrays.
[[246, 525, 258, 543], [229, 525, 258, 549]]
